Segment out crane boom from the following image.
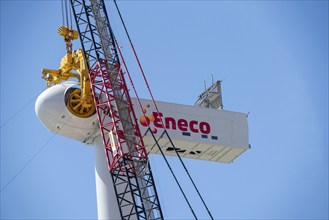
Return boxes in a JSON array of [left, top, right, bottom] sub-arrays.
[[70, 0, 163, 219]]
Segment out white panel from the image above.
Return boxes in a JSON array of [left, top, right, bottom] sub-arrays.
[[213, 147, 233, 162], [132, 98, 249, 163], [218, 148, 247, 163], [36, 84, 249, 164], [35, 83, 99, 144], [200, 146, 223, 161], [94, 138, 122, 220]]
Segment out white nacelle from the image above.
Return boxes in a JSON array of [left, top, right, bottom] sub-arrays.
[[35, 82, 99, 144], [35, 83, 249, 163], [35, 82, 249, 220], [132, 98, 249, 163]]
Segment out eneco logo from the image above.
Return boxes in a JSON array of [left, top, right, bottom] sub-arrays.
[[139, 104, 211, 136]]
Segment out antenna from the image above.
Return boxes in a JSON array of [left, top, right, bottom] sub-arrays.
[[195, 77, 223, 110]]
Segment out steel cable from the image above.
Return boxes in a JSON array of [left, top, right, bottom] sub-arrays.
[[113, 1, 214, 219], [1, 92, 43, 128], [1, 114, 74, 192]]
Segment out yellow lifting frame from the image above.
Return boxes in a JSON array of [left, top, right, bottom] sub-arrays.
[[41, 26, 95, 118]]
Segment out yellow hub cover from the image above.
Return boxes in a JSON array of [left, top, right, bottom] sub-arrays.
[[67, 89, 95, 118]]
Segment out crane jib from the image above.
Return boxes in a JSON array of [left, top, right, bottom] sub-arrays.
[[70, 0, 164, 219]]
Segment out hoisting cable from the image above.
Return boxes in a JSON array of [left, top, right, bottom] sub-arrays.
[[61, 0, 70, 28], [61, 0, 64, 26], [165, 130, 215, 220], [149, 129, 199, 220], [113, 0, 158, 113], [114, 39, 198, 220], [69, 1, 73, 29], [113, 1, 215, 219], [65, 0, 69, 28]]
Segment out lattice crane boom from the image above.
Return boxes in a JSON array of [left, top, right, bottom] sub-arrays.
[[37, 1, 251, 219], [69, 0, 163, 219]]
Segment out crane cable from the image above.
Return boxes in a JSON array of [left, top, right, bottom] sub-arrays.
[[115, 40, 198, 220], [65, 0, 69, 27], [61, 0, 64, 26], [61, 0, 73, 29], [113, 1, 214, 220]]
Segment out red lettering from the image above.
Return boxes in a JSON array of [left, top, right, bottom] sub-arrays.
[[178, 119, 188, 131], [165, 117, 176, 130], [153, 112, 163, 128], [199, 122, 211, 134], [189, 120, 198, 133], [143, 111, 211, 135]]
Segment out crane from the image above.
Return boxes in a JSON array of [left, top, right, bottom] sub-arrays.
[[37, 0, 250, 219], [41, 0, 163, 219]]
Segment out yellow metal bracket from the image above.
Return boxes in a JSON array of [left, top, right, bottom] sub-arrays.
[[41, 26, 95, 118]]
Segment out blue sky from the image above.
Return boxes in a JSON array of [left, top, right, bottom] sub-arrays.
[[1, 1, 328, 219]]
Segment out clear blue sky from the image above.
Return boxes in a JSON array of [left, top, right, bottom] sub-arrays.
[[1, 1, 328, 219]]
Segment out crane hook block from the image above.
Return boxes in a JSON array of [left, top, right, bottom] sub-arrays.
[[58, 26, 78, 41]]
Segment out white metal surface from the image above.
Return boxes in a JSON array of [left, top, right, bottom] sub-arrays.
[[35, 82, 99, 144], [35, 84, 130, 219], [132, 98, 249, 163], [35, 82, 249, 219], [94, 137, 129, 220], [35, 83, 249, 164]]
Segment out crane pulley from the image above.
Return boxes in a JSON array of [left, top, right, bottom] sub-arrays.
[[58, 26, 78, 52]]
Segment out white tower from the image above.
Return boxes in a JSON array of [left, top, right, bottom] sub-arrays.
[[35, 81, 250, 219], [35, 82, 121, 219]]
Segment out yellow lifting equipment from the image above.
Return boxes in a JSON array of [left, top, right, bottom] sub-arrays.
[[41, 26, 95, 118]]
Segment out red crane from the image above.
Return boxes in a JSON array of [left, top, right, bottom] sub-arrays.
[[69, 0, 163, 219], [40, 1, 222, 219]]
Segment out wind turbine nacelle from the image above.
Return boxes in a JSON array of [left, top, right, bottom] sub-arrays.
[[132, 98, 249, 163], [35, 83, 250, 163], [35, 82, 99, 144]]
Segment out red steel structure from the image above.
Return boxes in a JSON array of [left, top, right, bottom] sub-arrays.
[[70, 0, 163, 219], [89, 61, 148, 171]]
